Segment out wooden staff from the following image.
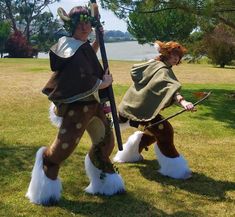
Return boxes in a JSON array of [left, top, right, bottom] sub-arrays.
[[90, 0, 123, 151]]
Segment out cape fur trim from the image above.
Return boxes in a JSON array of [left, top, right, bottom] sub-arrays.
[[85, 154, 125, 195], [113, 131, 144, 163], [154, 144, 192, 179], [26, 147, 62, 205], [49, 103, 62, 128]]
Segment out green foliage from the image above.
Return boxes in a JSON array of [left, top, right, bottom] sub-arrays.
[[204, 24, 235, 67], [30, 12, 60, 52], [101, 0, 235, 29], [182, 17, 235, 66], [128, 8, 197, 43], [0, 1, 5, 20], [0, 21, 11, 57], [184, 29, 206, 63], [101, 0, 235, 45], [1, 0, 61, 52]]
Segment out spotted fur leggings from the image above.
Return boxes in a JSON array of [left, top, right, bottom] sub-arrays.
[[138, 115, 180, 158], [43, 102, 115, 180]]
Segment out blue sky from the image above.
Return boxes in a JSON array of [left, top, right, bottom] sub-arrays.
[[47, 0, 128, 32]]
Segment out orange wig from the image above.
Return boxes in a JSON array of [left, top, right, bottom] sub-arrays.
[[154, 40, 187, 64]]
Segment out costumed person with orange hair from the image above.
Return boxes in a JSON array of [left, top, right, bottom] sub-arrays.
[[26, 5, 125, 206], [114, 41, 195, 179]]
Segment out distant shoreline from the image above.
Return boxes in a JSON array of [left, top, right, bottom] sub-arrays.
[[38, 41, 156, 61]]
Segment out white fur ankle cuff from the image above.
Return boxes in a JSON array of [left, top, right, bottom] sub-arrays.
[[154, 144, 192, 179], [113, 131, 144, 163], [85, 154, 125, 195], [26, 147, 62, 205]]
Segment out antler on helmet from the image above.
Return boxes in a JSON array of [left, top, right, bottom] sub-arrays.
[[57, 7, 71, 21]]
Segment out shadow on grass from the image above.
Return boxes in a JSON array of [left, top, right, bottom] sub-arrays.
[[0, 139, 39, 178], [59, 194, 199, 217], [135, 159, 235, 201], [181, 88, 235, 129], [0, 139, 200, 217], [214, 66, 235, 70]]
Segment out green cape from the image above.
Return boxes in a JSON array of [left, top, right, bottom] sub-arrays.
[[119, 60, 181, 121]]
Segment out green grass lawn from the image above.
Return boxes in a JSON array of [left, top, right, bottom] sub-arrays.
[[0, 59, 234, 217]]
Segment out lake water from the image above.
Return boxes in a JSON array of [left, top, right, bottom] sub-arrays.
[[38, 41, 157, 61]]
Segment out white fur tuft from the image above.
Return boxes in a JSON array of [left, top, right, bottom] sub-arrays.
[[49, 103, 62, 128], [119, 120, 131, 132], [154, 42, 160, 51], [154, 42, 161, 58], [26, 147, 62, 205], [85, 154, 125, 195], [154, 144, 192, 179], [113, 131, 144, 163]]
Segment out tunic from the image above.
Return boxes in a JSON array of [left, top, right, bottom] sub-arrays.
[[42, 36, 104, 103]]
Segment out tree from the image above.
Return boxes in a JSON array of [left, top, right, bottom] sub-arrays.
[[0, 1, 6, 20], [0, 21, 11, 58], [1, 0, 60, 41], [185, 18, 235, 67], [204, 24, 235, 67], [128, 7, 197, 43], [101, 0, 235, 67], [100, 0, 235, 43], [100, 0, 235, 30], [30, 12, 60, 52]]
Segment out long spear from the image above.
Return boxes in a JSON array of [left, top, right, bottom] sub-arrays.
[[90, 0, 123, 151], [145, 91, 212, 129]]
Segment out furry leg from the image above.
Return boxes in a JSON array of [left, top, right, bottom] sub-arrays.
[[154, 144, 192, 179], [113, 131, 144, 163], [49, 103, 62, 128], [26, 147, 62, 205], [85, 154, 125, 195]]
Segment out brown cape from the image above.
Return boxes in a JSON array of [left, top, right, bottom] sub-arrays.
[[42, 37, 104, 103], [118, 60, 181, 121]]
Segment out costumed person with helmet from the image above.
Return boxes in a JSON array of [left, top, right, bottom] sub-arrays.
[[114, 41, 195, 179], [26, 5, 125, 206]]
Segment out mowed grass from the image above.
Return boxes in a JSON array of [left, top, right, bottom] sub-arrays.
[[0, 58, 235, 217]]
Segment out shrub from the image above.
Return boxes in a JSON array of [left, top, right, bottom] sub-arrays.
[[204, 24, 235, 68], [5, 30, 37, 58]]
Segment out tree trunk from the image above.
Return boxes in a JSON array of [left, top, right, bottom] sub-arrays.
[[220, 63, 225, 68], [26, 22, 30, 42], [4, 0, 17, 31]]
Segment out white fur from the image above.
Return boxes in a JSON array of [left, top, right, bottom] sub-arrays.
[[154, 42, 161, 58], [119, 120, 131, 132], [113, 131, 144, 163], [154, 144, 192, 179], [85, 154, 125, 195], [26, 147, 62, 205], [49, 103, 62, 128]]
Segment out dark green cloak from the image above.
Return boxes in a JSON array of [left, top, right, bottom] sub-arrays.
[[119, 60, 181, 121]]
